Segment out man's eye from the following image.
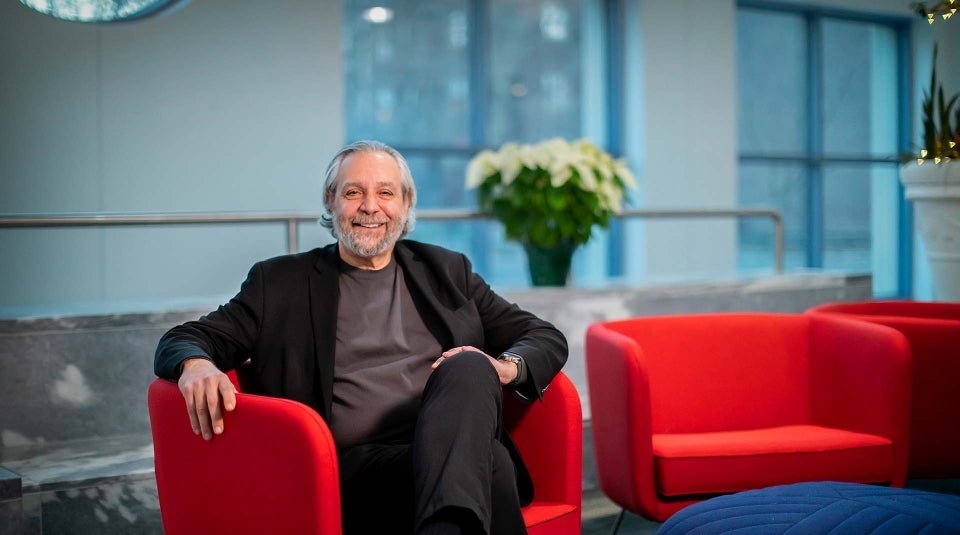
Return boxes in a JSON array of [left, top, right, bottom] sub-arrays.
[[344, 190, 361, 198], [379, 190, 395, 197]]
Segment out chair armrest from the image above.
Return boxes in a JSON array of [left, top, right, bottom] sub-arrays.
[[585, 323, 656, 516], [148, 379, 341, 534], [807, 315, 911, 485], [504, 372, 582, 506]]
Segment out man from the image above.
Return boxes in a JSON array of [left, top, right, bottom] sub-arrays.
[[154, 140, 568, 534]]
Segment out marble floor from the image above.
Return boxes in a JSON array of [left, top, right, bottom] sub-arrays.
[[581, 488, 661, 535]]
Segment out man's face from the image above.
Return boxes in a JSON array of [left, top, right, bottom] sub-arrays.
[[330, 150, 410, 267]]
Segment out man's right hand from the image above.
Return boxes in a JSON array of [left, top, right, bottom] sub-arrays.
[[178, 358, 237, 440]]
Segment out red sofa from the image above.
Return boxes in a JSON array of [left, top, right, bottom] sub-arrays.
[[148, 371, 582, 534], [807, 300, 960, 478], [585, 313, 911, 526]]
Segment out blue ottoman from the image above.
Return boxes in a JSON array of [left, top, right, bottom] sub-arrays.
[[659, 481, 960, 534]]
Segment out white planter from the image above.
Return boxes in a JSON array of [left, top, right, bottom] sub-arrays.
[[900, 161, 960, 301]]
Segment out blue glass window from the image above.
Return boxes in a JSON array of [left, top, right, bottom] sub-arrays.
[[344, 0, 611, 287], [737, 2, 909, 296]]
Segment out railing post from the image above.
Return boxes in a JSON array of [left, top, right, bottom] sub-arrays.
[[286, 218, 298, 254], [773, 213, 785, 274]]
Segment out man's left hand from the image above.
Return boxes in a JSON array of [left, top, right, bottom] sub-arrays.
[[433, 345, 518, 386]]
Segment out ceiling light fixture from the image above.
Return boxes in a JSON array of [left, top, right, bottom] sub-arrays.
[[19, 0, 184, 23], [362, 7, 394, 24]]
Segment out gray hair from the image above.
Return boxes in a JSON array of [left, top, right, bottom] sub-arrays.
[[319, 140, 417, 238]]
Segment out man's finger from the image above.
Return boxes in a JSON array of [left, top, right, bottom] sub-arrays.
[[183, 388, 201, 435], [207, 387, 224, 435], [195, 387, 214, 440], [220, 378, 237, 412]]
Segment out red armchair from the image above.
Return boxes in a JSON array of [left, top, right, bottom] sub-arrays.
[[506, 372, 583, 534], [148, 371, 581, 535], [585, 313, 911, 526], [807, 300, 960, 478], [148, 378, 342, 534]]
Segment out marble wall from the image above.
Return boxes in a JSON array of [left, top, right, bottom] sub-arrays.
[[0, 312, 198, 448]]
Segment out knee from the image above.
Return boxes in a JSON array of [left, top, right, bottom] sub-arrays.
[[438, 351, 497, 380], [430, 351, 499, 394]]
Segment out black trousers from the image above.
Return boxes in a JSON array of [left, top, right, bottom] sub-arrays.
[[338, 352, 527, 535]]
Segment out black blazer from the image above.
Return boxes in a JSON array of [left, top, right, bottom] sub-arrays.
[[155, 240, 569, 500]]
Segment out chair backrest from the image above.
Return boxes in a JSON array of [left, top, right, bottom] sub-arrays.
[[807, 301, 960, 367], [503, 371, 582, 506], [807, 300, 960, 477], [808, 300, 960, 322], [596, 314, 812, 433], [148, 379, 342, 535]]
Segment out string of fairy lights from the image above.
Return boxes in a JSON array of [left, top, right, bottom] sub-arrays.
[[914, 0, 958, 23], [912, 0, 958, 165]]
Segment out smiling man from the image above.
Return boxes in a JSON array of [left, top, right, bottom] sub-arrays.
[[154, 140, 568, 535]]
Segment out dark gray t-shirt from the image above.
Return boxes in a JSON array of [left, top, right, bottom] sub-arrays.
[[329, 257, 443, 448]]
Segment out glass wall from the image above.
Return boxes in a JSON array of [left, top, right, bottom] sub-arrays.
[[343, 1, 912, 292], [344, 0, 610, 288], [736, 3, 909, 296]]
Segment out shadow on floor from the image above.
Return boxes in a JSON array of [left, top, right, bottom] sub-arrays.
[[581, 488, 661, 535]]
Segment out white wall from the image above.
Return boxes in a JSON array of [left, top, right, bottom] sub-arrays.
[[0, 1, 343, 316], [625, 0, 738, 281]]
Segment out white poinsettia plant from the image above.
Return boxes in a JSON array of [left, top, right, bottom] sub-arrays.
[[465, 138, 636, 249]]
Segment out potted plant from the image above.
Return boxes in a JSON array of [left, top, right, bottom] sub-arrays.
[[900, 44, 960, 300], [465, 138, 636, 286]]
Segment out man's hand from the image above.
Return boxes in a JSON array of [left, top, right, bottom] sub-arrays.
[[178, 358, 237, 440], [433, 345, 519, 386]]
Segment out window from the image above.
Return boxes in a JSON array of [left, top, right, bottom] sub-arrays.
[[344, 0, 613, 287], [736, 2, 910, 296]]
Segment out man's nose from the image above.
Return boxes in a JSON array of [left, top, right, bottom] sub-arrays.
[[359, 193, 379, 212]]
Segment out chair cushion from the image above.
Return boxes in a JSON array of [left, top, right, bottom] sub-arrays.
[[653, 425, 894, 497], [521, 502, 578, 534], [658, 481, 960, 534]]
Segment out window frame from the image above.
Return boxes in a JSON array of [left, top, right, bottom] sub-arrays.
[[737, 0, 913, 297]]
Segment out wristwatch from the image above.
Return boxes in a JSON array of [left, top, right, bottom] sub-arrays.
[[498, 352, 524, 387]]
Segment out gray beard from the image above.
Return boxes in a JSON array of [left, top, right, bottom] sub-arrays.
[[337, 215, 407, 258]]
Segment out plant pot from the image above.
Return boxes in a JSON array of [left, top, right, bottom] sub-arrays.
[[900, 161, 960, 300], [523, 241, 577, 287]]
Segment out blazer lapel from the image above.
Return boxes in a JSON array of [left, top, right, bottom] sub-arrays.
[[309, 245, 340, 419], [394, 243, 458, 349]]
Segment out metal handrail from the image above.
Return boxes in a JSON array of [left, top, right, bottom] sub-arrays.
[[0, 208, 784, 273]]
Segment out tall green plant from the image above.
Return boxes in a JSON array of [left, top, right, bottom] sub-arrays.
[[920, 45, 960, 161]]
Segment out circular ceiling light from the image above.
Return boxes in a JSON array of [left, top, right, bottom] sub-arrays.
[[362, 7, 394, 24], [19, 0, 185, 23]]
